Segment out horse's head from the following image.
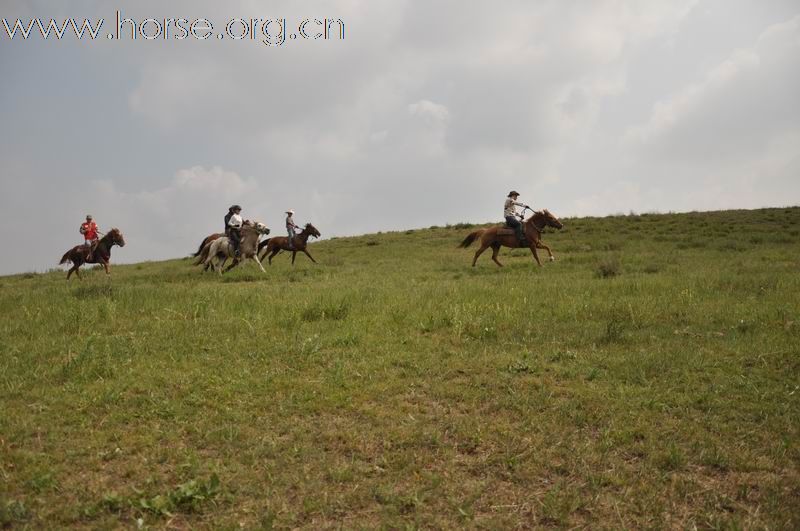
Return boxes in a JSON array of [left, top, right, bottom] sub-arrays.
[[108, 228, 126, 247], [541, 209, 563, 230], [255, 222, 270, 235], [305, 223, 321, 239]]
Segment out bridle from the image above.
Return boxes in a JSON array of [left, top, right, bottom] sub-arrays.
[[521, 207, 547, 233]]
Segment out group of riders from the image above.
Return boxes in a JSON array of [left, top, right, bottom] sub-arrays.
[[222, 205, 301, 257], [76, 190, 535, 260], [77, 205, 304, 260]]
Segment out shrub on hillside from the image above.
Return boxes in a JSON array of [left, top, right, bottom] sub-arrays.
[[595, 258, 621, 278]]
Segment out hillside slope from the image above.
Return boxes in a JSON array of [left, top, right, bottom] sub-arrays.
[[1, 207, 799, 528]]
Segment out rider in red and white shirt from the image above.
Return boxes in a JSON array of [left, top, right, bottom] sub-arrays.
[[80, 214, 99, 260]]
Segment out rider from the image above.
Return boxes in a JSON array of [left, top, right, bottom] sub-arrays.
[[504, 191, 531, 246], [226, 205, 243, 257], [80, 214, 99, 260], [286, 209, 297, 250]]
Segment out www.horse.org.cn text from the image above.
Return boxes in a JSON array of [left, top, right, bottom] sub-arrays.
[[1, 11, 345, 47]]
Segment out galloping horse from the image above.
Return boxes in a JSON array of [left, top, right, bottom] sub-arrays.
[[192, 233, 223, 258], [459, 209, 563, 267], [258, 223, 321, 265], [59, 228, 126, 280], [195, 221, 269, 274]]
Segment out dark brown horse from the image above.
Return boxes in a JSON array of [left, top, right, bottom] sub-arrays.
[[258, 223, 321, 265], [459, 209, 563, 267], [59, 228, 126, 279]]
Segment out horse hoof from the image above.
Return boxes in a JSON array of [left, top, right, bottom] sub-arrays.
[[549, 256, 555, 262]]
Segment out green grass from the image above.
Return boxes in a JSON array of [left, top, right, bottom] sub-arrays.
[[1, 207, 799, 529]]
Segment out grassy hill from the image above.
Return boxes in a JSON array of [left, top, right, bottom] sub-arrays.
[[1, 207, 799, 529]]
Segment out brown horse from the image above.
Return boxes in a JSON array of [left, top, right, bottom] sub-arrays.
[[459, 209, 563, 267], [59, 228, 126, 279], [258, 223, 321, 265]]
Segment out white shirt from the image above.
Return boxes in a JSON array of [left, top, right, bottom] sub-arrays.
[[228, 213, 243, 229], [504, 198, 524, 217]]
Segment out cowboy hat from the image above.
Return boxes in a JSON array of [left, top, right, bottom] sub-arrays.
[[286, 209, 294, 215], [508, 191, 520, 197]]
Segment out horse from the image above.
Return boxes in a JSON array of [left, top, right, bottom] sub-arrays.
[[59, 228, 126, 280], [192, 233, 223, 258], [195, 221, 270, 274], [193, 220, 269, 271], [459, 209, 563, 267], [258, 223, 321, 265]]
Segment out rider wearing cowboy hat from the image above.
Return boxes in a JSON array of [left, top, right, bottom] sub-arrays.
[[225, 205, 243, 257], [504, 191, 531, 246], [286, 209, 297, 250]]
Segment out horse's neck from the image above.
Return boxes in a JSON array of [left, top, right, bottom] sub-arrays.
[[297, 230, 310, 242], [94, 237, 112, 257], [526, 215, 543, 232]]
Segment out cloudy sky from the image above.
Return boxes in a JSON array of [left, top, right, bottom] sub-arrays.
[[1, 0, 798, 275]]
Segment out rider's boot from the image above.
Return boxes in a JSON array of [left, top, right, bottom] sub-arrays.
[[516, 227, 528, 247]]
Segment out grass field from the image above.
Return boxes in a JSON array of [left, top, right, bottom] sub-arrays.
[[1, 207, 799, 529]]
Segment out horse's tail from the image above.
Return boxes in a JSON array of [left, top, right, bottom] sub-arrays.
[[459, 230, 483, 248], [59, 249, 73, 265], [194, 243, 210, 266], [191, 237, 208, 257]]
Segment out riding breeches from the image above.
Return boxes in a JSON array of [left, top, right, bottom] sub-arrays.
[[229, 229, 241, 252]]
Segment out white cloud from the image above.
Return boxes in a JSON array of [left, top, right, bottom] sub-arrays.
[[624, 16, 800, 162]]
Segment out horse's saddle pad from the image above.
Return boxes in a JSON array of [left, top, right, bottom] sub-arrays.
[[497, 228, 516, 235]]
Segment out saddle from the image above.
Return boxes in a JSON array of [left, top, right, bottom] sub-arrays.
[[499, 223, 528, 246]]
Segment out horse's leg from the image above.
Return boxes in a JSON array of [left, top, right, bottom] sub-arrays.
[[529, 243, 542, 266], [223, 257, 240, 273], [302, 249, 317, 263], [291, 251, 297, 265], [472, 243, 490, 267], [491, 243, 503, 267], [101, 259, 110, 275], [211, 255, 222, 274], [253, 256, 266, 273], [268, 248, 280, 265], [536, 241, 555, 261]]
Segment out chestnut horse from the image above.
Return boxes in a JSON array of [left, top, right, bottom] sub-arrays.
[[459, 209, 563, 267], [59, 228, 126, 280], [258, 223, 321, 265]]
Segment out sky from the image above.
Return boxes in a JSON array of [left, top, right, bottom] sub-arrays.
[[1, 0, 798, 275]]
